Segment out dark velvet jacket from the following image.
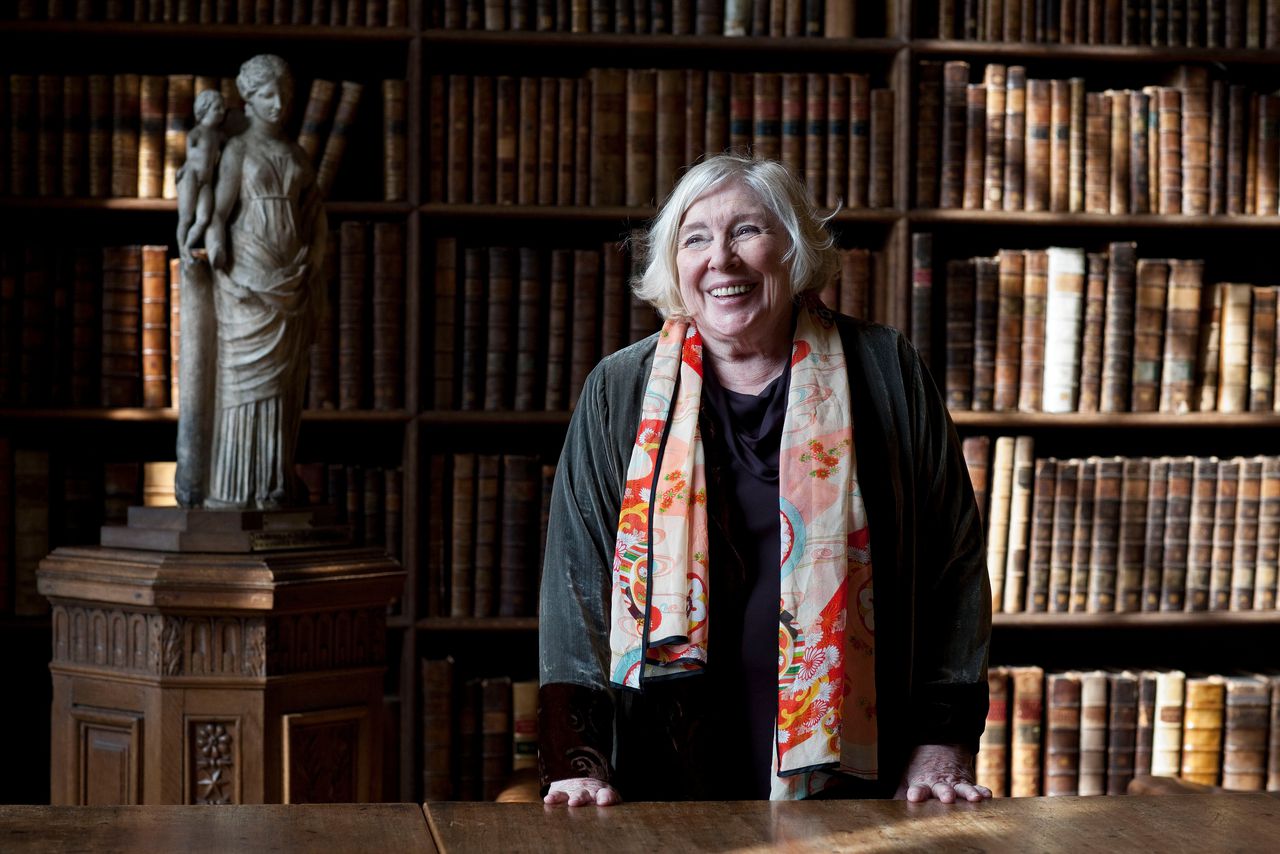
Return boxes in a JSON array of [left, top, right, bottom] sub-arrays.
[[537, 315, 991, 800]]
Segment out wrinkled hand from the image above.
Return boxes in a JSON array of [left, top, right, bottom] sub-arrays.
[[544, 776, 622, 807], [895, 743, 991, 804]]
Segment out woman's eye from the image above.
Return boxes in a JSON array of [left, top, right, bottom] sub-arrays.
[[683, 234, 707, 247], [735, 225, 761, 237]]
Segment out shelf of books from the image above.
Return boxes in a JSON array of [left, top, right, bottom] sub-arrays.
[[6, 0, 1280, 805]]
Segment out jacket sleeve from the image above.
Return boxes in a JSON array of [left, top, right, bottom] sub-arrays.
[[536, 357, 633, 788], [903, 335, 992, 750]]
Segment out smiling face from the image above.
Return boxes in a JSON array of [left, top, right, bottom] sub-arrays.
[[675, 180, 794, 359]]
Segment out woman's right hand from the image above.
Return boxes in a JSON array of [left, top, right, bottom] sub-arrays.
[[543, 777, 622, 807]]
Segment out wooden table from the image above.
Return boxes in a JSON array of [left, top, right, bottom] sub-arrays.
[[4, 795, 1279, 852], [426, 794, 1280, 853]]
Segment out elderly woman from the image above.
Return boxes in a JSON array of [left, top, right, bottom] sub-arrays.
[[203, 54, 326, 509], [537, 154, 991, 804]]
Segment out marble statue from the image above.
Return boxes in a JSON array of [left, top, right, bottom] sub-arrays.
[[175, 55, 327, 510], [175, 89, 226, 262]]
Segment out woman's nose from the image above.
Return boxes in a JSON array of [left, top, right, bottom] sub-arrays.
[[709, 237, 736, 270]]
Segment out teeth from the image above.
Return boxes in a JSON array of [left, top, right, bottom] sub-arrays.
[[710, 284, 754, 297]]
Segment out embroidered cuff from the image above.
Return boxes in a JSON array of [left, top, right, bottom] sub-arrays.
[[538, 682, 615, 791]]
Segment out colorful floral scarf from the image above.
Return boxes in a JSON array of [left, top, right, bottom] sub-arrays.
[[608, 299, 878, 799]]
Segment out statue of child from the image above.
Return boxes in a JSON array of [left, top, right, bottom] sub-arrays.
[[176, 88, 227, 262]]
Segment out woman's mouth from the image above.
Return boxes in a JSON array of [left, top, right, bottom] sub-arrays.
[[710, 283, 756, 298]]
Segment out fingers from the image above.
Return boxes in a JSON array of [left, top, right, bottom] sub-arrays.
[[595, 786, 621, 806], [544, 779, 622, 808], [542, 790, 568, 805], [905, 780, 993, 804]]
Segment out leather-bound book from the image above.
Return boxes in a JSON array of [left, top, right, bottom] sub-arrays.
[[910, 64, 936, 202], [1231, 455, 1262, 610], [983, 64, 1007, 211], [1186, 455, 1220, 611], [298, 78, 336, 166], [512, 248, 542, 411], [494, 77, 519, 204], [1221, 676, 1269, 791], [1024, 78, 1050, 211], [1257, 94, 1280, 216], [601, 241, 626, 357], [1086, 456, 1123, 613], [1207, 78, 1227, 214], [752, 72, 782, 164], [838, 247, 870, 319], [807, 72, 830, 204], [421, 657, 455, 800], [482, 247, 515, 411], [1127, 89, 1150, 213], [1084, 90, 1111, 213], [1098, 241, 1136, 412], [159, 74, 192, 200], [110, 73, 140, 197], [1149, 0, 1168, 44], [511, 679, 539, 775], [977, 667, 1009, 797], [986, 436, 1017, 611], [724, 0, 749, 35], [372, 222, 404, 410], [432, 238, 458, 410], [460, 247, 487, 411], [1048, 78, 1070, 211], [944, 258, 975, 410], [140, 245, 168, 409], [1142, 83, 1160, 212], [1182, 676, 1226, 786], [557, 78, 577, 206], [35, 74, 62, 198], [1131, 258, 1170, 413], [1041, 247, 1085, 413], [972, 256, 999, 411], [867, 87, 893, 208], [500, 454, 540, 616], [650, 0, 670, 33], [308, 240, 338, 410], [86, 74, 111, 197], [100, 245, 141, 407], [1003, 436, 1036, 612], [705, 71, 729, 158], [426, 455, 447, 616], [654, 69, 684, 202], [1067, 77, 1086, 211], [1256, 456, 1280, 610], [627, 232, 658, 343], [1246, 91, 1260, 215], [696, 0, 722, 34], [910, 233, 933, 368], [825, 73, 850, 206], [730, 72, 753, 156], [937, 0, 956, 37], [1141, 457, 1170, 611], [940, 61, 970, 209], [18, 250, 50, 406], [1134, 671, 1159, 777], [684, 69, 707, 169], [1070, 458, 1100, 612], [1025, 456, 1057, 611], [1077, 252, 1106, 412], [1249, 287, 1276, 411], [963, 83, 987, 210], [1197, 283, 1223, 412], [136, 76, 167, 199], [1158, 259, 1204, 414], [1003, 0, 1023, 40], [1167, 458, 1192, 612], [1105, 89, 1130, 214], [480, 675, 514, 800], [1151, 670, 1186, 778], [1116, 457, 1150, 612], [470, 76, 496, 203], [1049, 459, 1080, 612], [1018, 249, 1047, 412], [1107, 670, 1139, 795], [446, 75, 471, 203], [1217, 282, 1253, 413], [473, 454, 500, 617], [994, 249, 1024, 411], [1077, 670, 1109, 796], [338, 221, 367, 410], [457, 677, 481, 799], [568, 249, 600, 409], [1226, 83, 1249, 215], [543, 249, 570, 409], [1044, 671, 1082, 796], [1269, 677, 1280, 790], [537, 77, 558, 205], [71, 249, 99, 407], [515, 77, 538, 205], [315, 80, 362, 197], [1002, 66, 1027, 211], [1269, 0, 1280, 48], [962, 435, 991, 525], [61, 76, 90, 197], [1210, 458, 1242, 607], [1009, 666, 1045, 797], [624, 69, 655, 207], [590, 68, 625, 206], [1175, 65, 1211, 214]]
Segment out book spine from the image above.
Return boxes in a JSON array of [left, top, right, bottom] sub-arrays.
[[1041, 247, 1085, 413], [1025, 456, 1057, 611], [601, 241, 626, 357], [1116, 457, 1150, 612], [446, 75, 470, 204], [338, 221, 367, 411], [316, 80, 363, 197], [1018, 249, 1047, 412], [568, 249, 600, 409], [1128, 89, 1151, 212], [983, 65, 1008, 211], [825, 73, 850, 207], [807, 72, 830, 205], [473, 454, 500, 617], [1002, 66, 1027, 211], [977, 667, 1009, 797], [1141, 457, 1170, 611], [111, 73, 140, 198], [838, 247, 870, 320], [1106, 671, 1139, 795], [1049, 78, 1070, 211], [753, 72, 783, 165], [1256, 457, 1280, 610], [1087, 456, 1123, 613], [432, 238, 458, 410], [1180, 66, 1211, 214], [1186, 455, 1220, 611], [1049, 459, 1080, 612], [1165, 456, 1196, 609], [972, 257, 999, 411], [536, 78, 558, 205], [1003, 436, 1036, 612], [1077, 252, 1107, 412], [963, 435, 992, 526], [140, 245, 169, 409], [1099, 241, 1137, 412], [556, 78, 577, 206], [1222, 676, 1269, 791], [1249, 287, 1277, 411], [544, 250, 570, 410], [963, 83, 987, 210], [1068, 77, 1086, 211], [655, 69, 685, 203], [940, 61, 970, 209], [35, 74, 62, 198], [994, 249, 1024, 412], [1151, 670, 1186, 777], [1131, 258, 1170, 413], [513, 247, 542, 411], [371, 222, 404, 410], [624, 68, 656, 207], [1044, 671, 1082, 796], [986, 436, 1017, 611], [1077, 671, 1109, 796], [1084, 90, 1111, 214], [1135, 671, 1158, 777], [867, 87, 893, 209], [1010, 666, 1045, 797], [421, 657, 455, 799], [1158, 259, 1204, 414], [1181, 676, 1225, 786], [1209, 457, 1242, 610], [1230, 456, 1263, 611], [910, 233, 933, 368], [1070, 458, 1098, 612], [100, 245, 141, 407], [494, 76, 518, 204], [944, 259, 975, 410], [1024, 78, 1051, 211], [1217, 283, 1254, 413], [383, 79, 407, 202]]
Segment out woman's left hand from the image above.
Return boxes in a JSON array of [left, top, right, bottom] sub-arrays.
[[894, 743, 991, 804]]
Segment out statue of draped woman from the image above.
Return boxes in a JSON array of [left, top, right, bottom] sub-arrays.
[[175, 54, 326, 510]]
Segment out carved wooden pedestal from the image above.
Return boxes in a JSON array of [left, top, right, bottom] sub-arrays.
[[38, 541, 404, 806]]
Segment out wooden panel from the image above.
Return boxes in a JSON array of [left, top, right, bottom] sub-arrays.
[[426, 795, 1280, 853], [73, 707, 142, 806], [281, 707, 371, 804], [0, 804, 436, 853]]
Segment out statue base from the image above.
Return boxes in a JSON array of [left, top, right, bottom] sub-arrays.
[[100, 506, 353, 553]]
